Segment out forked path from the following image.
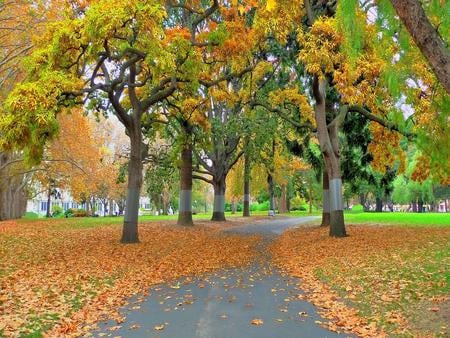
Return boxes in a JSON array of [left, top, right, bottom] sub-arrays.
[[95, 216, 349, 338]]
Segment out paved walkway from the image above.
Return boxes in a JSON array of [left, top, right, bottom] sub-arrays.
[[94, 216, 349, 337]]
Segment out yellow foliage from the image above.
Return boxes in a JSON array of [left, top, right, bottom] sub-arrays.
[[298, 17, 344, 78], [268, 88, 315, 126]]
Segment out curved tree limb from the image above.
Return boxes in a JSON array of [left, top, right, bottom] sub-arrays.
[[390, 0, 450, 93]]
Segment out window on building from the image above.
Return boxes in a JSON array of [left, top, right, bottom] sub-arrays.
[[40, 201, 48, 212], [62, 202, 70, 211]]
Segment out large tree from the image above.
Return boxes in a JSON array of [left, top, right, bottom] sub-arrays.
[[0, 0, 225, 242]]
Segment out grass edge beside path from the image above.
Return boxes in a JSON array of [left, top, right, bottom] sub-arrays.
[[270, 224, 450, 337], [0, 219, 262, 337]]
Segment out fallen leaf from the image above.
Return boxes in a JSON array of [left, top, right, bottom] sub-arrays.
[[154, 324, 165, 331], [251, 318, 264, 325]]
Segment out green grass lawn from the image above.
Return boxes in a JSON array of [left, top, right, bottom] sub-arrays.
[[19, 209, 450, 229], [343, 211, 450, 227]]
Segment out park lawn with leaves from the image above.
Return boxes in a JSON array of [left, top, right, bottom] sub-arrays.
[[0, 219, 261, 337], [18, 211, 273, 228], [271, 225, 450, 337]]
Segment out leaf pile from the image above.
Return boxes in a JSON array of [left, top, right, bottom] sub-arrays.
[[270, 225, 450, 337], [0, 220, 260, 337]]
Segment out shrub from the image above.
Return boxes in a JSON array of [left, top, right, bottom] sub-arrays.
[[64, 209, 74, 218], [351, 204, 364, 212], [225, 202, 232, 212], [68, 208, 87, 217], [290, 196, 306, 211], [51, 205, 64, 217], [256, 201, 270, 211]]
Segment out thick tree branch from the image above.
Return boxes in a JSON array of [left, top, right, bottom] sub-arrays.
[[192, 174, 213, 185], [347, 104, 415, 140], [390, 0, 450, 93]]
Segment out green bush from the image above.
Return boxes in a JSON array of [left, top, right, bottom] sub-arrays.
[[290, 196, 306, 211], [249, 201, 270, 211], [255, 201, 270, 211], [351, 204, 364, 212], [51, 205, 64, 217], [64, 208, 74, 217], [225, 202, 232, 212]]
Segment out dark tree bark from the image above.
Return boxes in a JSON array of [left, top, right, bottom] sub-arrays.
[[102, 200, 108, 216], [418, 197, 424, 213], [177, 140, 194, 226], [375, 197, 383, 212], [279, 185, 288, 213], [412, 201, 418, 213], [46, 184, 52, 218], [121, 128, 143, 243], [243, 150, 251, 217], [268, 172, 275, 213], [85, 199, 90, 215], [162, 193, 169, 215], [0, 178, 27, 221], [390, 0, 450, 93], [307, 175, 313, 214], [321, 170, 330, 226], [109, 200, 114, 216]]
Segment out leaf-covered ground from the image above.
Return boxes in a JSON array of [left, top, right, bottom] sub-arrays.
[[0, 219, 261, 337], [270, 225, 450, 337]]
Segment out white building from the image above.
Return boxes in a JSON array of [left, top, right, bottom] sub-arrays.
[[27, 189, 152, 217]]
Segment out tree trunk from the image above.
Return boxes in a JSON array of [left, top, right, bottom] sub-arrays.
[[211, 176, 226, 221], [231, 199, 237, 214], [418, 197, 424, 213], [121, 130, 143, 243], [177, 141, 193, 226], [390, 0, 450, 93], [109, 200, 114, 216], [243, 150, 250, 217], [46, 185, 52, 218], [313, 76, 346, 237], [103, 201, 108, 216], [412, 201, 418, 212], [321, 171, 330, 226], [162, 193, 169, 215], [375, 197, 383, 212], [279, 185, 288, 213], [308, 178, 313, 214], [268, 172, 275, 214]]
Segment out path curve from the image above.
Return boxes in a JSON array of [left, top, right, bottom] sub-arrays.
[[225, 216, 319, 235], [94, 216, 348, 338]]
